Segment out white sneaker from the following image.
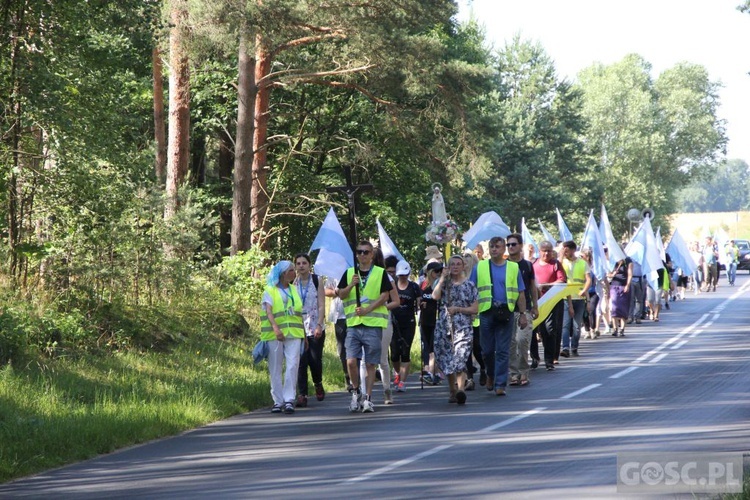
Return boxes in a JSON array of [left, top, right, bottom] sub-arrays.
[[384, 389, 393, 405], [361, 397, 375, 413], [349, 391, 362, 413]]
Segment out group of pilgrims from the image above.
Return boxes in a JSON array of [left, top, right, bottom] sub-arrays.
[[258, 204, 729, 414]]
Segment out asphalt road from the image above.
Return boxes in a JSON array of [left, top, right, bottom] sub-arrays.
[[2, 276, 749, 499]]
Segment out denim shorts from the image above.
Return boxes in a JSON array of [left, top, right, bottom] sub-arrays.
[[345, 325, 382, 364]]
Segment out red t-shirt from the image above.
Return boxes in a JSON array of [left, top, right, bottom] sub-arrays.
[[533, 259, 567, 296]]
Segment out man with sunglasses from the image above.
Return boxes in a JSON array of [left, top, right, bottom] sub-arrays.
[[469, 236, 527, 396], [337, 240, 392, 413]]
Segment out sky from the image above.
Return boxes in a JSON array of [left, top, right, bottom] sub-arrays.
[[456, 0, 750, 163]]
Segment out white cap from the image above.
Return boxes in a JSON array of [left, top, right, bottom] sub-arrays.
[[395, 260, 411, 276]]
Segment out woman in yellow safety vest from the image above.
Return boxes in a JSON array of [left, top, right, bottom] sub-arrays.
[[261, 260, 305, 414]]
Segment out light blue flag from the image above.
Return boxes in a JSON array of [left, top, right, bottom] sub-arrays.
[[580, 210, 609, 280], [463, 211, 511, 249], [666, 229, 697, 276], [556, 208, 574, 242], [625, 216, 663, 291], [599, 204, 627, 265], [309, 208, 354, 280], [538, 219, 557, 245], [464, 226, 511, 250], [521, 218, 539, 259], [461, 211, 510, 243], [655, 227, 666, 262], [377, 219, 404, 262]]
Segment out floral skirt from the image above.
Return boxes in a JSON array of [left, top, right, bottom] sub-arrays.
[[434, 324, 473, 375]]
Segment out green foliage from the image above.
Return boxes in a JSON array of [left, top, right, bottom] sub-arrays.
[[0, 311, 27, 365], [576, 54, 726, 235], [677, 159, 750, 212], [214, 247, 271, 314], [486, 36, 599, 234]]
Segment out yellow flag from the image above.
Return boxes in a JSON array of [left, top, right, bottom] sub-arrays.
[[532, 283, 579, 329]]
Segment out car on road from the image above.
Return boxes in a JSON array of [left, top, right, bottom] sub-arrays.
[[735, 239, 750, 272]]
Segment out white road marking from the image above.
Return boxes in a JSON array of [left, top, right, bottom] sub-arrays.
[[636, 348, 663, 363], [671, 340, 688, 350], [560, 384, 601, 400], [639, 314, 708, 361], [650, 352, 669, 363], [344, 444, 454, 484], [480, 407, 547, 432], [344, 287, 749, 485], [344, 407, 548, 484], [610, 366, 639, 379]]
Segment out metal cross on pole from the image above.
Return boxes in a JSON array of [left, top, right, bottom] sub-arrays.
[[326, 165, 373, 306]]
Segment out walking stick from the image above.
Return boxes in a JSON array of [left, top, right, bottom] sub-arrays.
[[419, 315, 425, 390]]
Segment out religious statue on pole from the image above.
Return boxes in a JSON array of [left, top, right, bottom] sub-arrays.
[[425, 182, 459, 244]]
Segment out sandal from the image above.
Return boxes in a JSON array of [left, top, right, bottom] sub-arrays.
[[519, 377, 529, 386], [509, 377, 520, 386]]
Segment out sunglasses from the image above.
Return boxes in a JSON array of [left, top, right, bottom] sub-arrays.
[[356, 249, 371, 255], [507, 242, 519, 247]]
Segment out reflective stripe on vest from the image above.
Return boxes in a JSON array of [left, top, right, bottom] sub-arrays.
[[476, 260, 520, 313], [343, 266, 389, 328], [259, 286, 305, 341]]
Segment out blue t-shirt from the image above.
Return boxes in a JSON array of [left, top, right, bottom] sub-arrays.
[[469, 260, 525, 303]]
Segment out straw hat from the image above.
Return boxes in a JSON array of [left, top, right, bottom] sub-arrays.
[[424, 245, 442, 261]]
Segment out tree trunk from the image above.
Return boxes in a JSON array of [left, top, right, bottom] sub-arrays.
[[231, 30, 257, 255], [164, 0, 190, 220], [250, 37, 271, 249], [6, 0, 26, 280], [152, 45, 167, 185], [218, 129, 233, 255]]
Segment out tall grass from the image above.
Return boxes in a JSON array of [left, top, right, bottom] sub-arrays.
[[0, 319, 424, 484]]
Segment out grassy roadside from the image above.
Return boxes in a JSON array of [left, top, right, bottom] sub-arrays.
[[0, 321, 423, 484]]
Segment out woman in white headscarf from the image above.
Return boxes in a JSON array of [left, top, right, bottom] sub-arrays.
[[261, 260, 305, 414]]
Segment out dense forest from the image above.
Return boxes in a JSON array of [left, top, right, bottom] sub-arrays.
[[0, 1, 741, 361]]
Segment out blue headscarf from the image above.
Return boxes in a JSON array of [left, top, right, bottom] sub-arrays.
[[266, 260, 293, 287]]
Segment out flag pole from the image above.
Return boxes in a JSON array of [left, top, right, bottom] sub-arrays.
[[326, 165, 372, 308]]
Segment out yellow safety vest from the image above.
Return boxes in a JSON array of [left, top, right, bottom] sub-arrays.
[[662, 269, 670, 291], [476, 260, 520, 313], [342, 266, 389, 328], [260, 286, 305, 341], [563, 258, 587, 299]]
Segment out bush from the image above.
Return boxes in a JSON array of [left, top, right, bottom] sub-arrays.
[[214, 247, 271, 315], [0, 311, 27, 365]]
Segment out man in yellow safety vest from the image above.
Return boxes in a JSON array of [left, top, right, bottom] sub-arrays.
[[336, 240, 392, 413], [469, 236, 528, 396]]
